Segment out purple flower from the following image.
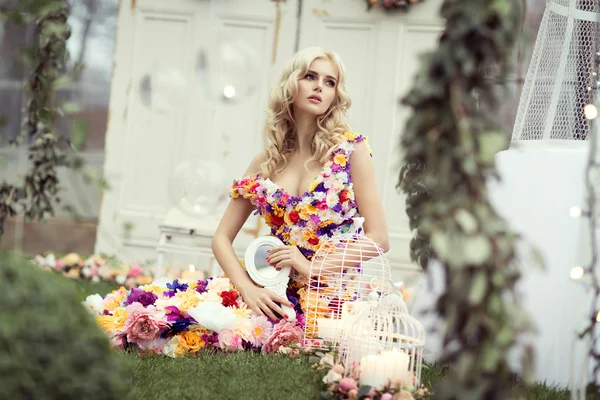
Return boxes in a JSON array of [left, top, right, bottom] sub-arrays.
[[123, 288, 158, 307], [163, 291, 175, 298], [166, 279, 188, 293], [163, 318, 195, 336], [164, 306, 185, 322], [195, 280, 208, 294], [202, 332, 219, 346], [332, 203, 342, 213]]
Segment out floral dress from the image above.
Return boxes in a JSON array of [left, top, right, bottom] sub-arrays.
[[231, 132, 371, 334]]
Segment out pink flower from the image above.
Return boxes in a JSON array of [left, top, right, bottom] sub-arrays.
[[55, 259, 66, 270], [248, 315, 273, 347], [262, 320, 304, 354], [90, 264, 99, 277], [110, 335, 127, 349], [218, 329, 243, 352], [338, 377, 358, 393], [332, 364, 345, 374], [381, 393, 393, 400], [122, 302, 168, 348], [128, 264, 143, 278]]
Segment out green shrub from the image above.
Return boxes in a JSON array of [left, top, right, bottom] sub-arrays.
[[0, 251, 132, 400]]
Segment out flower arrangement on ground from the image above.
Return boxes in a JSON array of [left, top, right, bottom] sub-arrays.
[[84, 276, 306, 356], [33, 252, 153, 288], [308, 342, 432, 400]]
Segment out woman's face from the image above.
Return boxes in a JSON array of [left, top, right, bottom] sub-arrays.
[[293, 57, 338, 117]]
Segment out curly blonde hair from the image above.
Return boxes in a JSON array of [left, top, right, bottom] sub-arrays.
[[260, 47, 352, 178]]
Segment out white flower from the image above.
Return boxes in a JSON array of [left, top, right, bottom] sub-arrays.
[[322, 166, 333, 176], [301, 196, 313, 205], [322, 369, 343, 384], [81, 266, 92, 278], [162, 336, 180, 358], [187, 302, 236, 333], [206, 277, 231, 292], [336, 171, 349, 183], [199, 290, 222, 303], [338, 142, 353, 152], [313, 192, 326, 201], [326, 193, 338, 208], [263, 179, 279, 193], [234, 317, 253, 341], [154, 296, 180, 310], [45, 254, 56, 268], [115, 275, 127, 285], [82, 294, 104, 315]]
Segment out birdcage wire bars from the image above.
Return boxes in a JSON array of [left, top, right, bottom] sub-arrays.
[[302, 217, 393, 353], [341, 291, 426, 391]]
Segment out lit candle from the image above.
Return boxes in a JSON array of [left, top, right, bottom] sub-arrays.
[[360, 349, 410, 389], [180, 264, 204, 282]]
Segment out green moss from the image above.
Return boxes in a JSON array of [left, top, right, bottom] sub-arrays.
[[0, 251, 132, 400]]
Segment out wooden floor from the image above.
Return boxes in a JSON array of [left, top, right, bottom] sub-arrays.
[[1, 216, 97, 256]]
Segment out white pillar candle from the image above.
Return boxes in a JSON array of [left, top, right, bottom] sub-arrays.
[[360, 349, 411, 389], [316, 317, 344, 341]]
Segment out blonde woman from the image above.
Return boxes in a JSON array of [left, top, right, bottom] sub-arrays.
[[213, 47, 389, 323]]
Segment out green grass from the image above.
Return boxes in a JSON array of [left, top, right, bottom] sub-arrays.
[[69, 278, 570, 400]]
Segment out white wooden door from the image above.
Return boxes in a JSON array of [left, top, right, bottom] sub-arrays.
[[298, 0, 443, 284], [96, 0, 299, 260]]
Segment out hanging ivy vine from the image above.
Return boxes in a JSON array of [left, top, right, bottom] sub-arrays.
[[0, 0, 82, 239], [399, 0, 535, 398]]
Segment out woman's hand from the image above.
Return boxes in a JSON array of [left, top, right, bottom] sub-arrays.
[[267, 245, 311, 276], [237, 282, 292, 321]]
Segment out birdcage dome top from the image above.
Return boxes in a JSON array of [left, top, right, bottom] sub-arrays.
[[510, 0, 599, 145], [346, 292, 425, 350]]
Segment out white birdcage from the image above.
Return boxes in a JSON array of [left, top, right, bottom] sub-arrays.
[[342, 289, 425, 391], [303, 217, 393, 352], [511, 0, 599, 144]]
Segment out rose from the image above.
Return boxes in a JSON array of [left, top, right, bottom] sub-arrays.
[[180, 330, 205, 353], [219, 290, 239, 308], [338, 377, 358, 393], [122, 303, 168, 347], [261, 320, 303, 354], [123, 287, 158, 307]]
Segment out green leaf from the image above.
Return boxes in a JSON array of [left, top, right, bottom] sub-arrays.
[[482, 347, 500, 372], [71, 119, 88, 150], [357, 385, 372, 398], [468, 271, 488, 304], [463, 235, 491, 264], [53, 75, 72, 89], [479, 131, 507, 165], [455, 209, 478, 234], [431, 231, 450, 259], [61, 102, 82, 115]]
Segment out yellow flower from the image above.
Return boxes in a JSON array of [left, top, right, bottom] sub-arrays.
[[179, 329, 206, 354], [138, 285, 166, 297], [309, 180, 319, 192], [302, 230, 317, 242], [233, 303, 252, 319], [272, 204, 284, 217], [334, 154, 347, 167], [298, 204, 317, 221], [97, 307, 127, 333], [103, 288, 127, 311], [174, 290, 201, 313], [230, 187, 240, 198], [343, 131, 359, 140]]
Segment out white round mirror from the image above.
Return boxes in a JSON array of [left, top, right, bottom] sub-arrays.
[[244, 236, 291, 287]]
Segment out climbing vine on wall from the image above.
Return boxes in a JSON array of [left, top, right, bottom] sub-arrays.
[[399, 0, 535, 398], [0, 0, 83, 239]]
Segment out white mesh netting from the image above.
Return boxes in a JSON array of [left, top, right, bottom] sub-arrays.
[[511, 0, 599, 141]]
